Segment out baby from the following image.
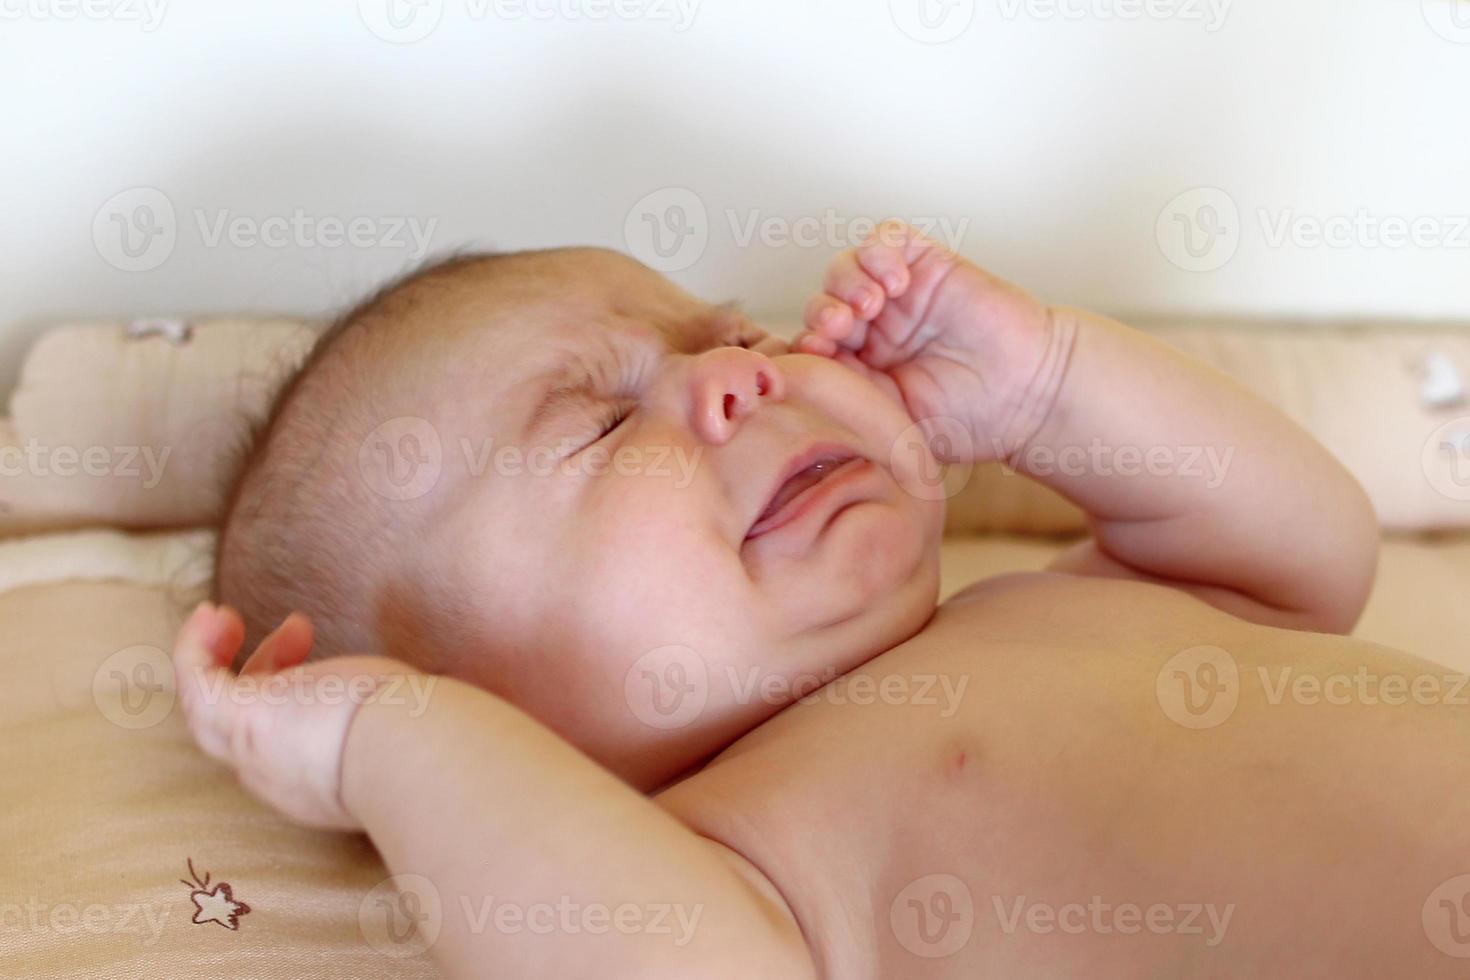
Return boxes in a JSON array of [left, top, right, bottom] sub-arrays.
[[174, 223, 1470, 977]]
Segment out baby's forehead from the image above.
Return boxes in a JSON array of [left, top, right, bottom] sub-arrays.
[[421, 254, 741, 413], [453, 267, 740, 362]]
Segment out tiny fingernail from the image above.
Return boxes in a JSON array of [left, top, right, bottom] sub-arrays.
[[198, 609, 225, 645]]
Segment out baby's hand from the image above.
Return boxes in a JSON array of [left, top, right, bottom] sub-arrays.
[[795, 220, 1065, 463], [171, 602, 419, 831]]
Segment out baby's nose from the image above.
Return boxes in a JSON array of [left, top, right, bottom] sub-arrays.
[[687, 347, 786, 445]]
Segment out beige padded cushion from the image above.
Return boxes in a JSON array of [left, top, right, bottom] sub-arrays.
[[0, 319, 315, 537], [1147, 321, 1470, 533]]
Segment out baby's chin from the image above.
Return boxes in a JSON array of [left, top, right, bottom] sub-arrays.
[[755, 494, 942, 660]]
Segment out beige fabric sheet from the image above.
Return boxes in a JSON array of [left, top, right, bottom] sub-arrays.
[[4, 529, 1469, 976]]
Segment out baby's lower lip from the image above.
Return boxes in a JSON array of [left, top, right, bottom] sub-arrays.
[[745, 457, 871, 541]]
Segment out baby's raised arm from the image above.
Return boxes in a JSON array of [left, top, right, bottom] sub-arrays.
[[172, 604, 814, 980], [796, 222, 1378, 633], [1016, 305, 1378, 633]]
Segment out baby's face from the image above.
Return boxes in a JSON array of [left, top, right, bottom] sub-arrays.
[[414, 251, 944, 787]]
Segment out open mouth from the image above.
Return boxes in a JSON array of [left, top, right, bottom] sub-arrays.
[[746, 445, 866, 540]]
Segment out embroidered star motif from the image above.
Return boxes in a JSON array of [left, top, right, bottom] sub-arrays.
[[181, 858, 251, 930]]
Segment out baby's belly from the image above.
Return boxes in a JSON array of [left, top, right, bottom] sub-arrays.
[[657, 572, 1435, 979]]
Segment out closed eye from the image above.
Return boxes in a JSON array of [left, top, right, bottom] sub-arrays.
[[570, 402, 631, 454]]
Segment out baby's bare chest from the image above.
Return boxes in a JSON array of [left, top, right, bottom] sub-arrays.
[[657, 573, 1302, 977]]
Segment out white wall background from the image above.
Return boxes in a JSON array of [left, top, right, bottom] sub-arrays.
[[3, 0, 1469, 396]]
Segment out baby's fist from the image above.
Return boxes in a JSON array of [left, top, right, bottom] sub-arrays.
[[796, 220, 1066, 464]]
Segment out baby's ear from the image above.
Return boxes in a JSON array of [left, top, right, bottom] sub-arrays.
[[239, 612, 316, 676]]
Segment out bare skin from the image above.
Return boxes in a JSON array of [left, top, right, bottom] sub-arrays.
[[174, 225, 1468, 978], [659, 574, 1470, 977]]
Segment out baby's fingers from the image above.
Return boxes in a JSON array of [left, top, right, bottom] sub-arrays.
[[821, 250, 892, 323], [240, 613, 315, 677], [802, 293, 870, 348], [173, 602, 242, 674], [826, 219, 938, 317], [854, 220, 930, 296], [172, 603, 246, 761]]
